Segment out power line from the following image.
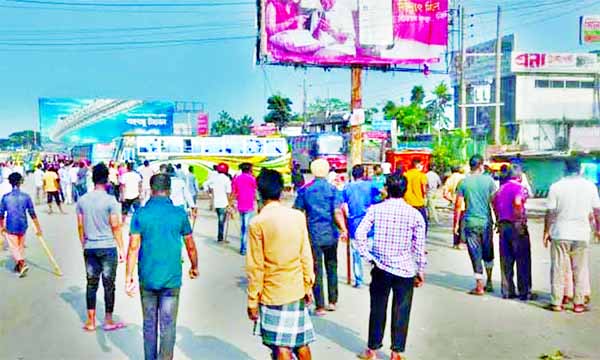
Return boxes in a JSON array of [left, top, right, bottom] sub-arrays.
[[6, 0, 254, 7]]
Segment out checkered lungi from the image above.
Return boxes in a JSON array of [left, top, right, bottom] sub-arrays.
[[258, 299, 316, 348]]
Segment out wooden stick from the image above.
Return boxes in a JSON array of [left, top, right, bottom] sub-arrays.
[[36, 235, 63, 277]]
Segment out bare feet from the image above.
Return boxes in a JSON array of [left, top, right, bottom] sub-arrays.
[[83, 320, 96, 332]]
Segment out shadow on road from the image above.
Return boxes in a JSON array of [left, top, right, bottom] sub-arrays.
[[177, 326, 253, 360], [426, 271, 503, 298], [312, 316, 385, 358]]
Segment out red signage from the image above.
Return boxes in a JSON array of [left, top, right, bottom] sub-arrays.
[[251, 123, 277, 136], [197, 113, 209, 136]]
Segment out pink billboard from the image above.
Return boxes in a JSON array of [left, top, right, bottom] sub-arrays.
[[258, 0, 448, 67]]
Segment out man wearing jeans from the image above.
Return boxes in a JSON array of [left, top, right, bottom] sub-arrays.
[[355, 174, 426, 360], [544, 157, 600, 313], [126, 174, 199, 360], [76, 163, 126, 332], [232, 163, 257, 255], [454, 155, 498, 296], [342, 164, 381, 288], [205, 163, 232, 243], [294, 159, 347, 316]]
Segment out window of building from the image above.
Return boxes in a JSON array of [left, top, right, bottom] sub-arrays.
[[580, 81, 594, 89], [550, 80, 565, 88], [565, 81, 579, 88], [535, 80, 549, 88]]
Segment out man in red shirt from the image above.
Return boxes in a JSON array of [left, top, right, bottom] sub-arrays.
[[232, 163, 257, 256]]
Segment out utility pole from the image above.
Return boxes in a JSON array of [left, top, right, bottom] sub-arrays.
[[459, 5, 467, 131], [348, 65, 363, 286], [494, 5, 502, 144], [302, 76, 307, 121]]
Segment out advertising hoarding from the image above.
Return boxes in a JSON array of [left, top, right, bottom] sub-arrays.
[[197, 113, 209, 136], [258, 0, 448, 67], [580, 15, 600, 44], [511, 52, 600, 73], [39, 98, 174, 147]]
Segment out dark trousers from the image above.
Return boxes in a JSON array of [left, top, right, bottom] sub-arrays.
[[141, 287, 180, 360], [216, 208, 226, 242], [413, 206, 428, 233], [498, 221, 532, 298], [453, 216, 465, 246], [313, 244, 338, 309], [368, 267, 415, 353], [84, 248, 118, 313], [464, 224, 494, 276]]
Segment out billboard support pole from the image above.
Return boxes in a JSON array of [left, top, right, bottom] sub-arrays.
[[494, 5, 502, 145], [348, 65, 363, 286]]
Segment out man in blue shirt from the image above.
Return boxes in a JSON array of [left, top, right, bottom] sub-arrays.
[[342, 164, 381, 288], [126, 173, 199, 360], [0, 172, 43, 277], [294, 158, 348, 316]]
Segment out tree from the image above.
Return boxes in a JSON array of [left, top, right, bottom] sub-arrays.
[[264, 95, 293, 130], [426, 81, 452, 142], [210, 111, 254, 136], [383, 101, 427, 139], [307, 98, 349, 118], [410, 85, 426, 105]]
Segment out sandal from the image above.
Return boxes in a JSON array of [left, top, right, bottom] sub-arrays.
[[103, 322, 126, 332]]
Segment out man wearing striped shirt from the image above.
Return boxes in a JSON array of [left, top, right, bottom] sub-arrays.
[[355, 174, 426, 360]]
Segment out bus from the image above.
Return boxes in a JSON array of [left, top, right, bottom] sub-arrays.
[[287, 133, 348, 172], [112, 135, 292, 185], [71, 143, 115, 165]]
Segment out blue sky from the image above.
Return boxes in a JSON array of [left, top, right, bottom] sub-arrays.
[[0, 0, 598, 137]]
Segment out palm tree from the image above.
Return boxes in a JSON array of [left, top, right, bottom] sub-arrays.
[[410, 85, 426, 105], [426, 82, 452, 143]]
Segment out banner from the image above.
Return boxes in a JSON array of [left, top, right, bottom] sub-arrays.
[[511, 52, 600, 73], [258, 0, 448, 67], [39, 98, 174, 146], [580, 15, 600, 44], [197, 113, 209, 136]]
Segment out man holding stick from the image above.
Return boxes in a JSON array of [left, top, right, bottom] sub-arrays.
[[0, 172, 43, 277], [76, 163, 126, 332]]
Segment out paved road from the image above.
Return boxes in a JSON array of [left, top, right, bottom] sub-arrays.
[[1, 180, 598, 360]]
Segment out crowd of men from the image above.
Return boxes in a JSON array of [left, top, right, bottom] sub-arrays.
[[0, 154, 599, 360]]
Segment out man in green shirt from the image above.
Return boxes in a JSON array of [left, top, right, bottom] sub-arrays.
[[125, 174, 199, 360], [454, 155, 498, 295]]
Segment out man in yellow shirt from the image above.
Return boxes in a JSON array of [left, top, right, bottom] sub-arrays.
[[404, 158, 428, 229], [43, 166, 66, 215], [246, 169, 316, 360]]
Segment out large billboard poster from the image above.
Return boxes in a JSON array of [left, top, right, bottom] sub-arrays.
[[39, 98, 174, 146], [580, 15, 600, 44], [511, 53, 600, 73], [258, 0, 448, 67]]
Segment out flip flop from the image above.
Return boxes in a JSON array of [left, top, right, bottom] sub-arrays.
[[468, 289, 485, 296], [82, 325, 96, 332], [103, 322, 126, 332]]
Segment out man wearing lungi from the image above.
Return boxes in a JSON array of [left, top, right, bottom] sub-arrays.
[[246, 169, 316, 360]]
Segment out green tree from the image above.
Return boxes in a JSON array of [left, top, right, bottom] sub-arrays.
[[7, 130, 41, 148], [426, 81, 452, 142], [307, 98, 349, 118], [431, 129, 470, 173], [384, 101, 427, 139], [410, 85, 426, 105], [264, 95, 293, 130], [210, 111, 254, 136]]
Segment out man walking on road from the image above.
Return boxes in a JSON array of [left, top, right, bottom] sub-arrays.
[[126, 173, 199, 360], [454, 155, 498, 295], [425, 166, 442, 224], [544, 157, 600, 313], [76, 163, 126, 332], [403, 158, 428, 229], [294, 158, 348, 316], [119, 162, 142, 223], [33, 164, 44, 205], [44, 166, 66, 215], [0, 173, 43, 277], [342, 164, 381, 288], [246, 169, 316, 360], [204, 163, 232, 243], [444, 166, 466, 249], [355, 174, 426, 360], [492, 166, 533, 300], [139, 160, 155, 205], [232, 162, 257, 255]]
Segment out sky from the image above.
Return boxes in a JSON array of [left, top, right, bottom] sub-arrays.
[[0, 0, 598, 138]]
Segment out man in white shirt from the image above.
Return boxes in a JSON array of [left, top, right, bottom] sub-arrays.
[[33, 164, 45, 205], [69, 163, 80, 202], [138, 160, 155, 205], [544, 157, 600, 313], [119, 162, 142, 223], [204, 163, 232, 243], [426, 166, 442, 224], [58, 162, 73, 205]]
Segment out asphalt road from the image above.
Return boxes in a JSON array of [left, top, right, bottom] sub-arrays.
[[1, 180, 599, 360]]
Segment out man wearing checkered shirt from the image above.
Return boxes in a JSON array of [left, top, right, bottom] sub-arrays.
[[355, 174, 426, 360]]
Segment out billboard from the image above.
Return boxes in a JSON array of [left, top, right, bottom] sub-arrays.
[[511, 52, 600, 73], [258, 0, 448, 67], [197, 113, 209, 136], [39, 98, 174, 147], [580, 15, 600, 44]]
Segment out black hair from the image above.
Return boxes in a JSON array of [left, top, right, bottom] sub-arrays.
[[565, 157, 581, 175], [239, 162, 252, 174], [143, 160, 150, 166], [8, 172, 22, 187], [386, 174, 408, 198], [351, 164, 364, 180], [150, 174, 171, 192], [127, 162, 134, 171], [257, 169, 283, 201], [176, 163, 182, 169], [188, 165, 194, 173], [166, 164, 176, 177], [412, 157, 422, 167], [373, 164, 381, 171], [469, 155, 484, 171], [92, 163, 110, 185], [451, 165, 460, 173]]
